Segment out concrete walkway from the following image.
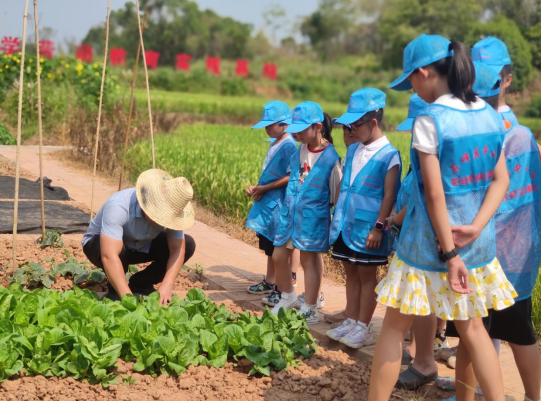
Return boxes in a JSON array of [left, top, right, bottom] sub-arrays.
[[0, 145, 528, 399]]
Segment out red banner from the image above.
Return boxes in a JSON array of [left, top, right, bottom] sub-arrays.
[[39, 40, 55, 59], [0, 36, 21, 55], [176, 53, 192, 71], [76, 44, 93, 63], [110, 47, 127, 66], [263, 62, 277, 80], [145, 51, 160, 70], [206, 56, 220, 75], [235, 59, 249, 77]]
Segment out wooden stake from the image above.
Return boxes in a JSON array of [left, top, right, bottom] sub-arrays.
[[135, 0, 155, 168], [89, 0, 112, 222], [33, 0, 46, 241], [11, 0, 31, 273], [118, 42, 141, 191]]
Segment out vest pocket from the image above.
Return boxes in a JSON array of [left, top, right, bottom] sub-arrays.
[[301, 208, 328, 239], [278, 205, 290, 228], [352, 209, 379, 249]]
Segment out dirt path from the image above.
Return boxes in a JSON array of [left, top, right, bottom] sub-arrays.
[[0, 145, 527, 400]]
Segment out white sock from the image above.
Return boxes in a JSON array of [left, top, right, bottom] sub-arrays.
[[304, 303, 316, 310], [346, 318, 356, 325], [357, 321, 368, 329], [281, 291, 296, 300]]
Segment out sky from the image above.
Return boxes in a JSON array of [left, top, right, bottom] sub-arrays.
[[0, 0, 318, 48]]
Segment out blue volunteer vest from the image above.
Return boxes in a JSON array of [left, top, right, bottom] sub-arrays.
[[246, 138, 297, 241], [396, 169, 413, 213], [329, 142, 401, 256], [495, 121, 541, 299], [397, 102, 506, 271], [499, 108, 519, 127], [274, 144, 340, 252]]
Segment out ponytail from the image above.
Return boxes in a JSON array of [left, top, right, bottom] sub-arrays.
[[321, 112, 334, 144], [432, 41, 477, 104]]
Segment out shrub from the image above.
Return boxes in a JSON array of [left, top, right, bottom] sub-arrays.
[[525, 96, 541, 118], [0, 121, 15, 145]]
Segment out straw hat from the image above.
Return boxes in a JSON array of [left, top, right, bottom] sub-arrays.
[[135, 169, 195, 231]]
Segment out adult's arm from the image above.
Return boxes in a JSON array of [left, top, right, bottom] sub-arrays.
[[156, 236, 186, 306], [100, 234, 132, 297]]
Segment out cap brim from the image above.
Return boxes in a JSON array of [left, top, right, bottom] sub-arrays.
[[279, 118, 292, 126], [252, 120, 275, 129], [265, 138, 277, 142], [388, 71, 413, 91], [485, 64, 505, 74], [395, 118, 414, 131], [285, 123, 311, 133], [334, 112, 366, 125]]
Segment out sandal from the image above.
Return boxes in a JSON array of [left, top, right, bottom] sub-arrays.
[[435, 376, 456, 391], [401, 349, 414, 365], [395, 365, 438, 390]]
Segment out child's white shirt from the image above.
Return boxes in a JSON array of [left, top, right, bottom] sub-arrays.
[[412, 94, 486, 154], [497, 105, 511, 113], [295, 143, 343, 204], [262, 135, 295, 171], [349, 136, 401, 186]]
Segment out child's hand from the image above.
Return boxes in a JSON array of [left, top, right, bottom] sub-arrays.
[[251, 185, 266, 200], [447, 256, 472, 294], [366, 229, 382, 250], [435, 225, 481, 250], [246, 186, 256, 197]]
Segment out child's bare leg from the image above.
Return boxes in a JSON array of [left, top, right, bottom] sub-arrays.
[[454, 318, 505, 401], [357, 266, 378, 324], [344, 261, 361, 319], [272, 245, 293, 294], [300, 251, 323, 305], [510, 343, 541, 401], [455, 340, 477, 401], [266, 256, 275, 285], [368, 307, 414, 401], [404, 330, 416, 357], [291, 248, 300, 274], [437, 317, 446, 333], [408, 314, 438, 375]]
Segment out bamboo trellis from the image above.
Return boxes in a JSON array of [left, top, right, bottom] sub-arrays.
[[11, 0, 31, 272]]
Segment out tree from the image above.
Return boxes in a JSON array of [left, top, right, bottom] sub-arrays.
[[377, 0, 482, 68], [525, 22, 541, 69], [466, 15, 533, 91], [483, 0, 541, 30]]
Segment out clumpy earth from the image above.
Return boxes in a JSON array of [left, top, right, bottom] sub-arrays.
[[0, 239, 449, 401]]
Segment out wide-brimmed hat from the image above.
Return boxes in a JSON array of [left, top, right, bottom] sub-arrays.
[[135, 169, 195, 231]]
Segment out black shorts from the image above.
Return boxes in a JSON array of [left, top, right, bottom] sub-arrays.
[[257, 233, 275, 257], [331, 233, 389, 266], [445, 297, 536, 346]]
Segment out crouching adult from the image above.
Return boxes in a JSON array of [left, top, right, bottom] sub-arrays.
[[82, 169, 196, 305]]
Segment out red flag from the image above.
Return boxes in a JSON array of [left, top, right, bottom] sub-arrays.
[[76, 44, 93, 63], [175, 53, 192, 71], [38, 40, 55, 59], [263, 62, 277, 80], [145, 51, 160, 70], [110, 47, 127, 66], [206, 56, 220, 75], [0, 36, 21, 55], [235, 59, 249, 77]]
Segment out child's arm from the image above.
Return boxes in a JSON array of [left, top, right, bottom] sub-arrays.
[[366, 165, 400, 249], [418, 151, 472, 294], [251, 174, 290, 201], [447, 152, 510, 248], [389, 205, 407, 227], [334, 179, 342, 206]]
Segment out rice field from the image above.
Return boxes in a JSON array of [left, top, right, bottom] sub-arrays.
[[125, 124, 411, 222]]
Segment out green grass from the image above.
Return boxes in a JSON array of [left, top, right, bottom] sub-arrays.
[[133, 89, 408, 130], [125, 123, 411, 221]]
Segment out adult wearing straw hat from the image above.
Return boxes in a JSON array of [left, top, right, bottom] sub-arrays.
[[82, 169, 196, 306]]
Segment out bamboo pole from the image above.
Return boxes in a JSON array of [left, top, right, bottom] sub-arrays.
[[89, 0, 112, 222], [33, 0, 46, 241], [134, 0, 155, 168], [118, 42, 141, 191], [11, 0, 31, 273]]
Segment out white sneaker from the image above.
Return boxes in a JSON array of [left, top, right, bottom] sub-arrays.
[[297, 292, 325, 309], [270, 291, 300, 315], [340, 322, 376, 349], [326, 318, 356, 341], [299, 304, 319, 325]]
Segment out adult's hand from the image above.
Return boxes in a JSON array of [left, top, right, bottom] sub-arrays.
[[100, 234, 132, 298], [157, 280, 174, 306]]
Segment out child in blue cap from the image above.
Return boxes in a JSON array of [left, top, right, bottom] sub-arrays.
[[472, 36, 518, 126], [325, 88, 401, 348], [270, 101, 342, 324], [437, 62, 541, 401], [246, 101, 300, 305], [368, 34, 514, 401]]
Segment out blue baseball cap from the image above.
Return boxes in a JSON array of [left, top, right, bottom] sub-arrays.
[[472, 37, 511, 74], [388, 34, 453, 91], [396, 94, 427, 131], [252, 101, 291, 129], [334, 88, 386, 125], [473, 61, 501, 98], [284, 101, 324, 133]]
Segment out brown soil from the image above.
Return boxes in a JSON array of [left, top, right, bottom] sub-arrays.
[[0, 347, 448, 401], [0, 154, 35, 180]]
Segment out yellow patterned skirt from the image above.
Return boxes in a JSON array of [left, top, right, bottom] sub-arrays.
[[375, 255, 518, 320]]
